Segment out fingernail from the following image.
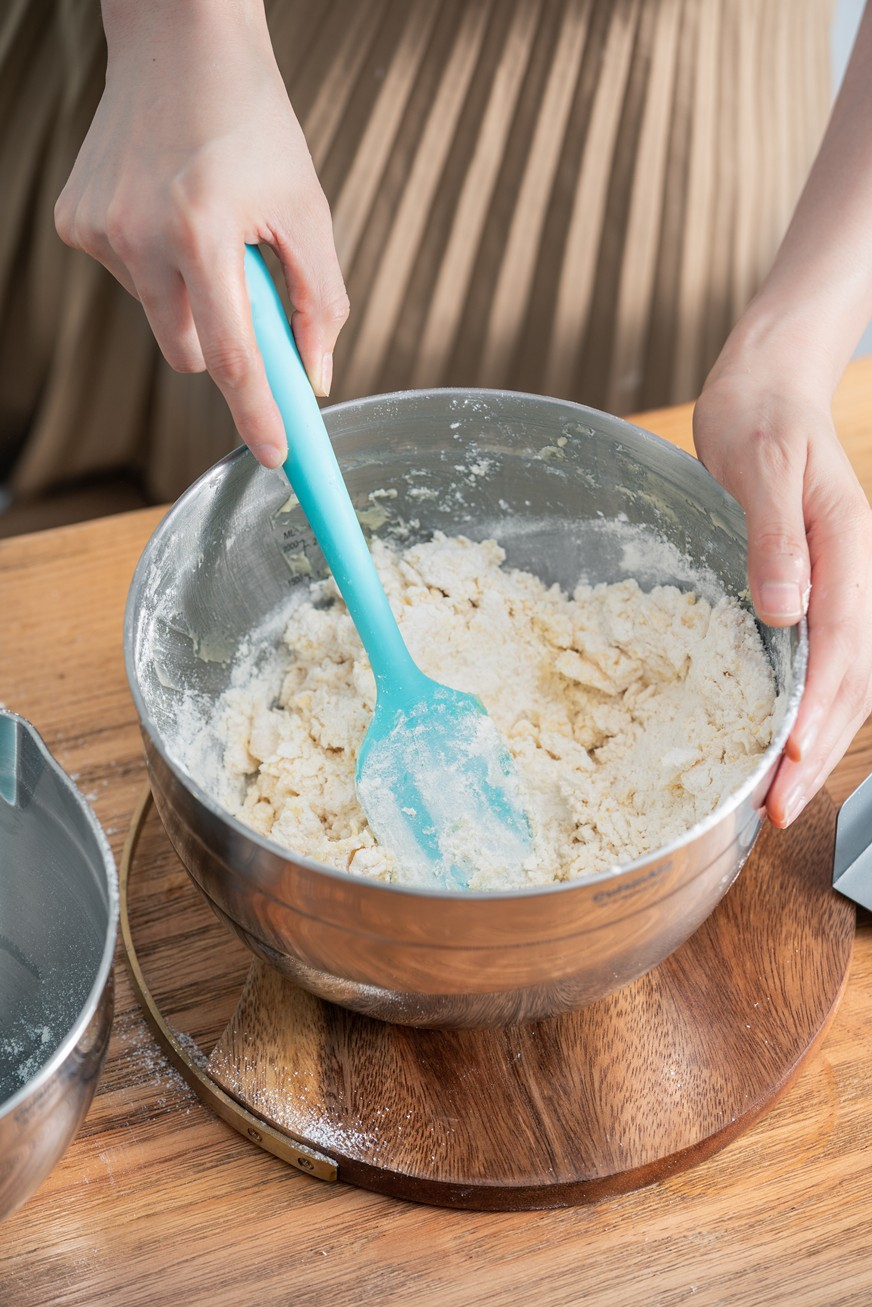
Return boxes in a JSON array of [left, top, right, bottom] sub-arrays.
[[250, 443, 287, 470], [759, 582, 804, 622], [781, 786, 808, 827], [320, 353, 333, 397], [792, 707, 822, 762]]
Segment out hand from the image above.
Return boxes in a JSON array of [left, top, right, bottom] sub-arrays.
[[54, 0, 348, 468], [693, 368, 872, 827]]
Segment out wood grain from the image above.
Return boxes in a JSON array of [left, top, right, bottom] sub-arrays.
[[196, 791, 853, 1209], [0, 360, 869, 1302]]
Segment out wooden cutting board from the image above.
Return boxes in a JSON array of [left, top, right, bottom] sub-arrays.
[[123, 788, 854, 1210]]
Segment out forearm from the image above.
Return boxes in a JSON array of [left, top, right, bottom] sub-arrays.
[[100, 0, 270, 52], [98, 0, 278, 128], [715, 1, 872, 394]]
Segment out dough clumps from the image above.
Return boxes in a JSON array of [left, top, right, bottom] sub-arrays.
[[218, 534, 778, 890]]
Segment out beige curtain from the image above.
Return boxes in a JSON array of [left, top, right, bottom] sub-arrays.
[[0, 0, 834, 504]]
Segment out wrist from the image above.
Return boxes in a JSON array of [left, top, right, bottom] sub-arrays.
[[706, 292, 849, 404], [100, 0, 270, 59]]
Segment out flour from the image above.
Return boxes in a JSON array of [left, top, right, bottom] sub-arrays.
[[209, 534, 778, 891]]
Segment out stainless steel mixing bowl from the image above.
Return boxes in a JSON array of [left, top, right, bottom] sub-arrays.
[[125, 389, 806, 1028], [0, 711, 117, 1220]]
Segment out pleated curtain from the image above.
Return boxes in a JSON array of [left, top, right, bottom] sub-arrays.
[[0, 0, 833, 503]]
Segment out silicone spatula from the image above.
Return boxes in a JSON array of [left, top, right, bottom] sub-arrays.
[[244, 244, 532, 889]]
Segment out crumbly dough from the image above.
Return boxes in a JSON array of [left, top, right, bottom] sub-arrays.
[[218, 534, 778, 890]]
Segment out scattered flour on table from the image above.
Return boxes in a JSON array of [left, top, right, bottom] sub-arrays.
[[209, 534, 779, 891]]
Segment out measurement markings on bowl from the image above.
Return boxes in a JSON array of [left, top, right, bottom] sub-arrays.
[[592, 862, 672, 903]]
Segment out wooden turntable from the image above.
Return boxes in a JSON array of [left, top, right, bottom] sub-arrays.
[[120, 786, 854, 1210]]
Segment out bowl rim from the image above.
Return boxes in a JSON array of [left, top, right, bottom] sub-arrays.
[[0, 710, 119, 1119], [123, 386, 808, 903]]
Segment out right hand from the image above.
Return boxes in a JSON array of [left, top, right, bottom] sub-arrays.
[[694, 357, 872, 829], [54, 0, 349, 468]]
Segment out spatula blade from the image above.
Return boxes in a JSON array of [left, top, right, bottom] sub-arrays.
[[356, 686, 533, 890]]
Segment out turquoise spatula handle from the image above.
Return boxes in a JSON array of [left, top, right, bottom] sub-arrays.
[[244, 245, 422, 702]]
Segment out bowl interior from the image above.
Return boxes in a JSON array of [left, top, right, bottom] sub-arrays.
[[127, 389, 804, 871], [0, 715, 116, 1109]]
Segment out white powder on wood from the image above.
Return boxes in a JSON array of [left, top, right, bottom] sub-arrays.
[[212, 534, 778, 890]]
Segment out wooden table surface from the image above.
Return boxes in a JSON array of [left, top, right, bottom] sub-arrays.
[[1, 362, 871, 1306]]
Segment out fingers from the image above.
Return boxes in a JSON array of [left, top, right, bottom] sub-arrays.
[[737, 437, 811, 628], [57, 188, 348, 468], [55, 187, 142, 301], [769, 493, 872, 825], [182, 246, 288, 468], [155, 220, 349, 467], [769, 689, 869, 828], [131, 265, 207, 374], [696, 387, 872, 826], [272, 199, 349, 398], [175, 194, 350, 465], [60, 198, 210, 377], [694, 394, 812, 624]]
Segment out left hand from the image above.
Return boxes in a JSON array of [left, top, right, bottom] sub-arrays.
[[693, 368, 872, 827]]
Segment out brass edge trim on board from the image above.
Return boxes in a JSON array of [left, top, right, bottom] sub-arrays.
[[119, 785, 338, 1184]]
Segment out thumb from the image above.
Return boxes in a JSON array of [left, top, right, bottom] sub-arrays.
[[737, 455, 810, 627], [272, 208, 350, 399]]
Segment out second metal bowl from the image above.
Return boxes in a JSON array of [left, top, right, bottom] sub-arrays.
[[0, 711, 117, 1221]]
